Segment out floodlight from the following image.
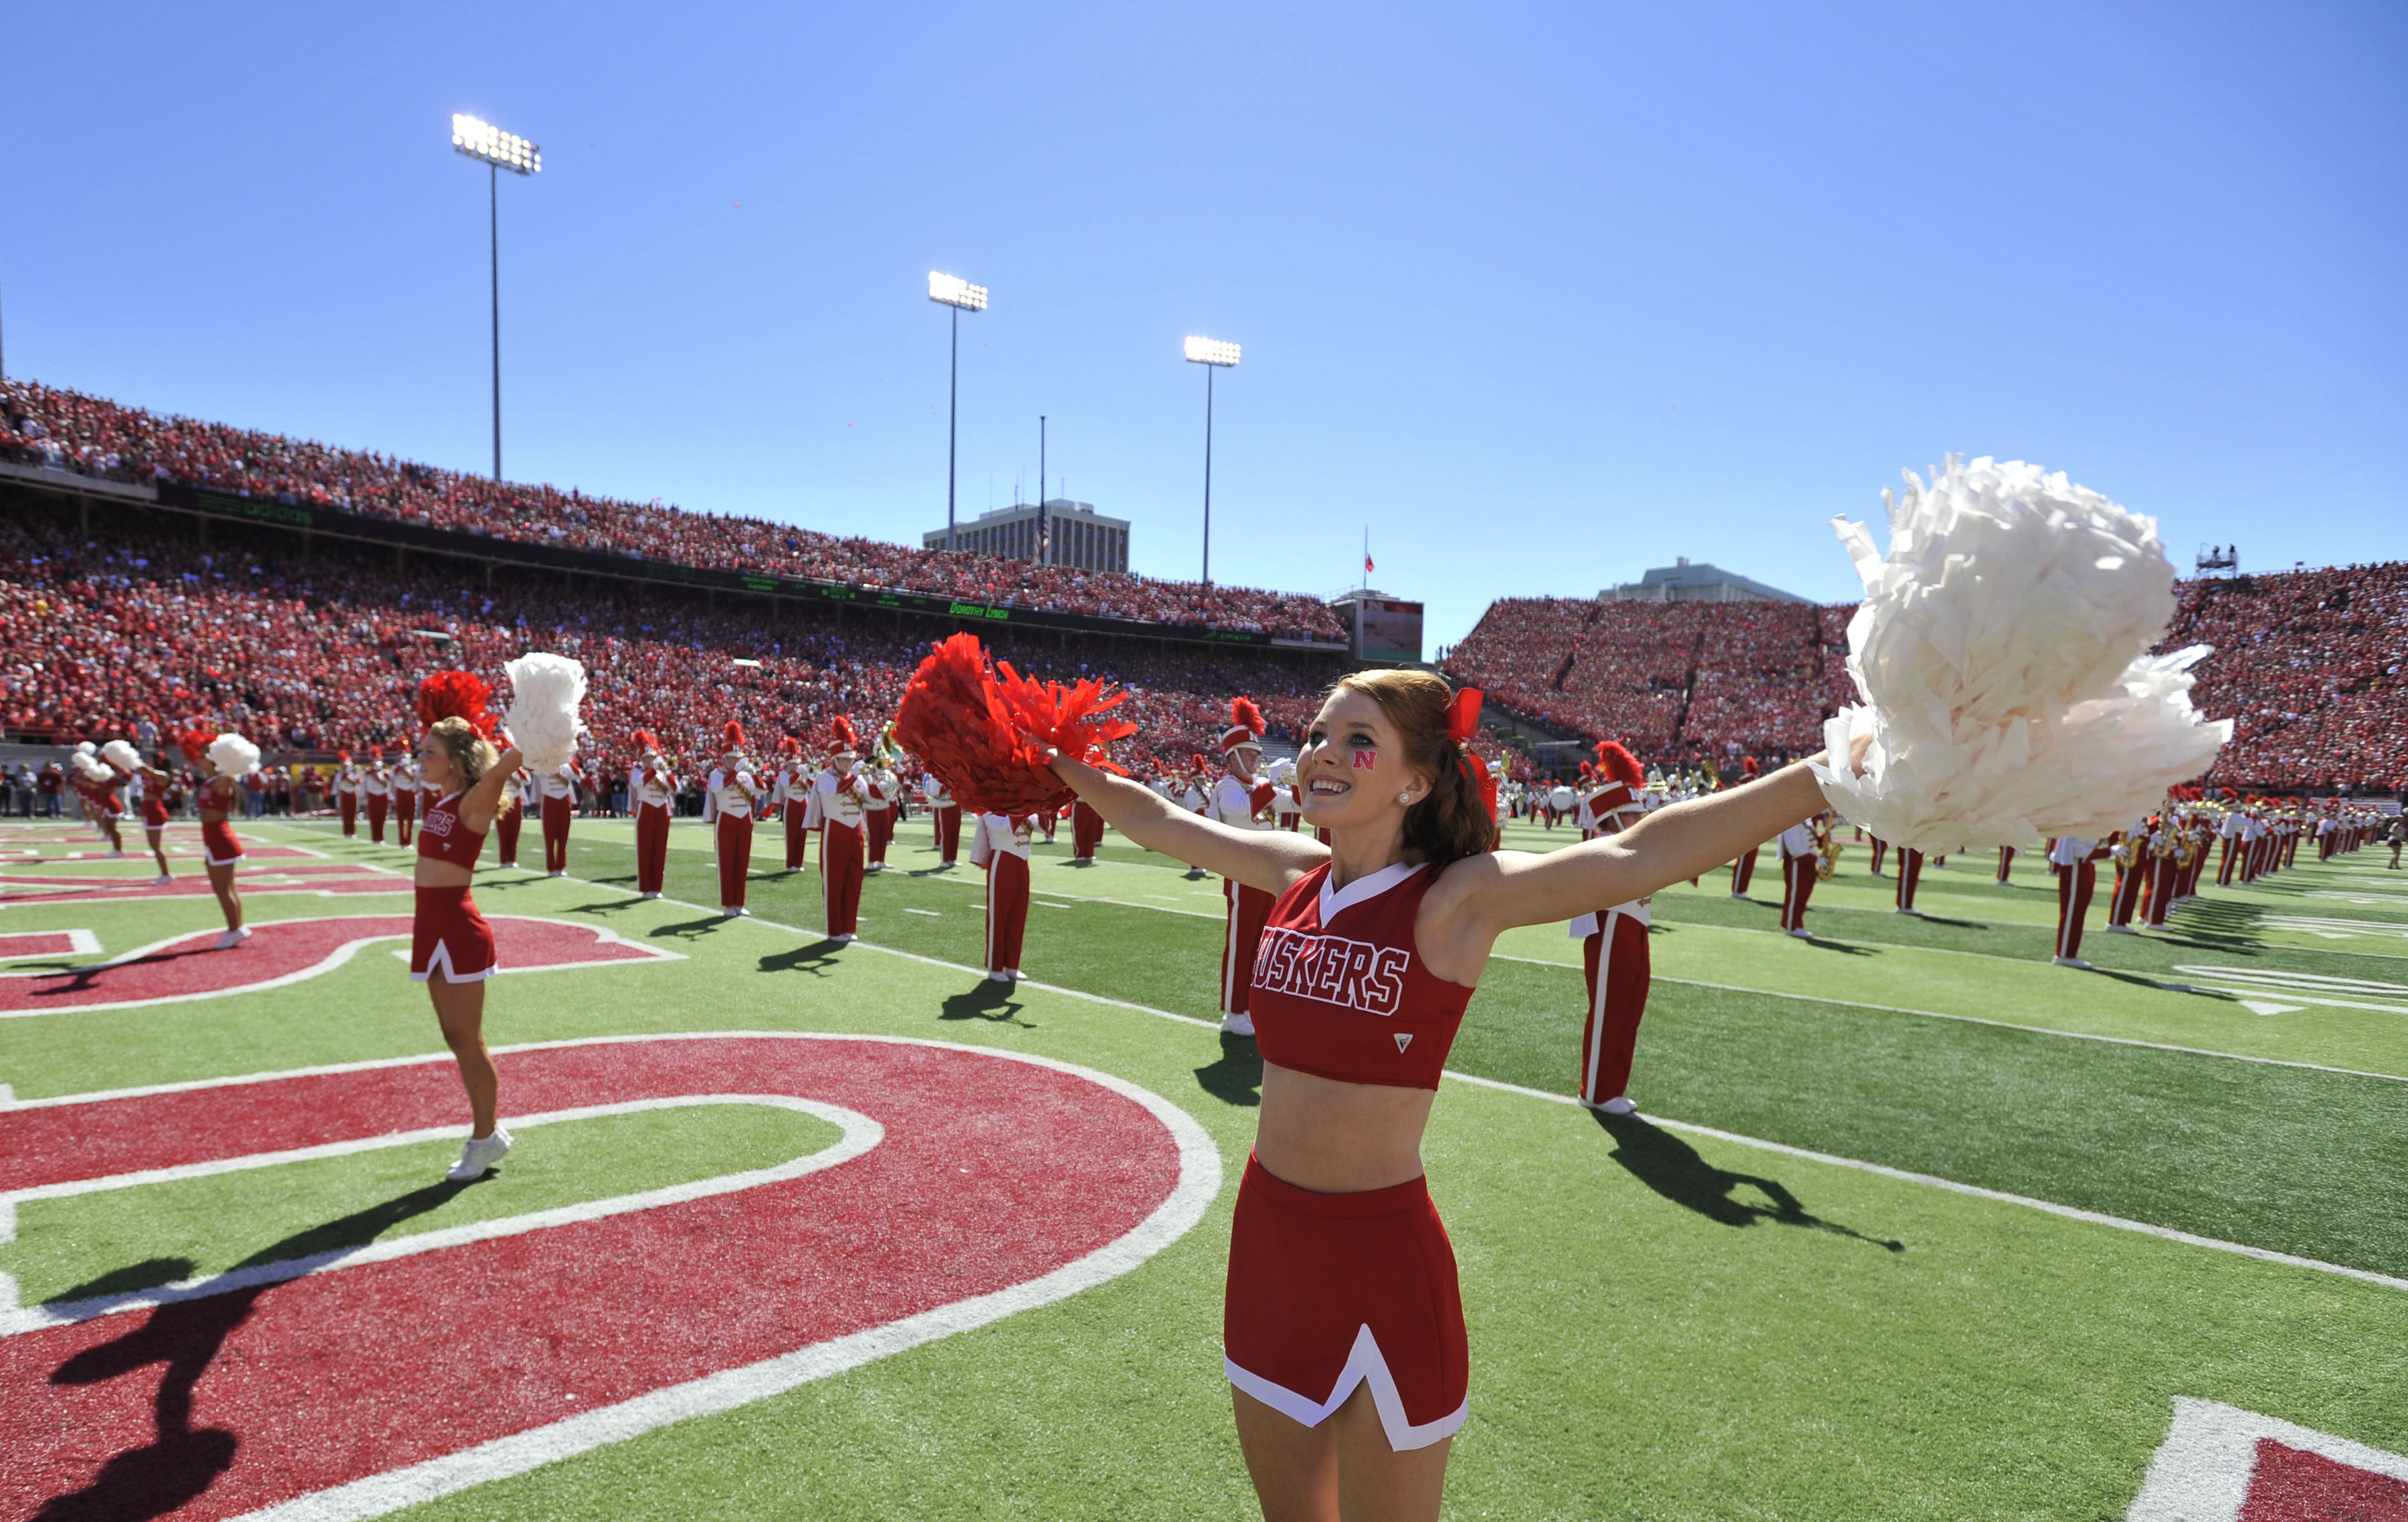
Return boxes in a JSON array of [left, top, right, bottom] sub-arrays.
[[1184, 336, 1240, 367], [453, 114, 542, 176], [929, 272, 989, 312]]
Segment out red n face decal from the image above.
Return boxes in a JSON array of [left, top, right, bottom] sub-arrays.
[[1352, 750, 1378, 770]]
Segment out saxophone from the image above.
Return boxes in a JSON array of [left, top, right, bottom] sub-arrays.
[[1815, 819, 1842, 881]]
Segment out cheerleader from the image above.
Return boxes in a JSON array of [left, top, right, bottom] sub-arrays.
[[70, 750, 130, 858], [1045, 669, 1868, 1513], [629, 731, 676, 898], [128, 750, 183, 886], [195, 732, 256, 948], [413, 713, 526, 1181], [708, 723, 757, 916]]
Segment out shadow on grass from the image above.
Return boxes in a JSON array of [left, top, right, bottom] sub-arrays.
[[38, 1181, 471, 1521], [1194, 1032, 1263, 1108], [647, 915, 739, 942], [1591, 1111, 1904, 1253], [942, 980, 1033, 1026], [759, 940, 845, 976], [1799, 937, 1876, 957]]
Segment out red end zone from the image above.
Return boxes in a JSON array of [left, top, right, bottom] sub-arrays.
[[0, 915, 674, 1016], [0, 1033, 1219, 1521]]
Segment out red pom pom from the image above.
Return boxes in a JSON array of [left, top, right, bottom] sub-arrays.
[[892, 634, 1135, 817], [417, 672, 497, 738]]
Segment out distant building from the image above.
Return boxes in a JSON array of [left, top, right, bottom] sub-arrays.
[[1603, 557, 1809, 604], [924, 500, 1129, 574], [1329, 589, 1424, 665]]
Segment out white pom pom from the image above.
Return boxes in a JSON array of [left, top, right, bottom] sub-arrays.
[[102, 740, 142, 772], [208, 733, 262, 778], [1811, 457, 2231, 851], [502, 652, 587, 776]]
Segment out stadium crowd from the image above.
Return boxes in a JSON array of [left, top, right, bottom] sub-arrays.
[[0, 500, 1345, 789], [1447, 574, 2408, 794], [0, 377, 1346, 641]]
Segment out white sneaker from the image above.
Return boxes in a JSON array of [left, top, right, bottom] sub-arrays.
[[722, 905, 739, 918], [447, 1127, 512, 1181], [547, 870, 565, 878], [2052, 956, 2092, 968], [641, 891, 660, 900], [2105, 924, 2137, 934], [832, 932, 856, 944], [1729, 891, 1750, 899], [1895, 907, 1919, 916], [108, 850, 127, 859], [154, 873, 174, 886], [1220, 1012, 1256, 1037], [989, 970, 1013, 983], [214, 926, 252, 950], [1587, 1095, 1637, 1116], [1787, 927, 1812, 938]]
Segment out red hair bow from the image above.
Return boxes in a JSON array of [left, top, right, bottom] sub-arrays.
[[1443, 687, 1482, 743]]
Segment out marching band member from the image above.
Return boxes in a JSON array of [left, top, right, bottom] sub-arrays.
[[334, 751, 361, 837], [1717, 758, 1763, 896], [971, 806, 1033, 980], [1037, 669, 1871, 1513], [1995, 844, 2015, 883], [195, 732, 256, 947], [1866, 833, 1890, 876], [2139, 814, 2179, 927], [363, 747, 392, 844], [539, 757, 577, 876], [863, 728, 900, 871], [394, 752, 421, 847], [494, 757, 528, 869], [2103, 823, 2146, 932], [924, 768, 962, 867], [1571, 740, 1650, 1113], [2049, 834, 2105, 967], [413, 705, 526, 1182], [777, 736, 811, 872], [1777, 810, 1821, 936], [1894, 846, 1925, 915], [1072, 794, 1108, 861], [817, 718, 870, 941], [1185, 754, 1216, 877], [708, 724, 759, 916], [629, 731, 676, 898], [1211, 699, 1279, 1035]]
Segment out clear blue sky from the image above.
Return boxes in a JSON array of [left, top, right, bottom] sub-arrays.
[[6, 2, 2402, 647]]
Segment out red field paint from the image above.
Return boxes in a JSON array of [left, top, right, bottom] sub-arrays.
[[0, 916, 674, 1017], [2129, 1398, 2408, 1521], [0, 1034, 1214, 1521], [0, 931, 99, 962], [2, 845, 321, 867]]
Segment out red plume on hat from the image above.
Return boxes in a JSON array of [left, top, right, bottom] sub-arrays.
[[1741, 755, 1761, 778], [337, 750, 353, 764], [1594, 742, 1644, 790], [776, 735, 802, 756], [722, 720, 746, 751], [416, 671, 497, 738], [370, 744, 383, 761], [1220, 697, 1266, 752], [1579, 760, 1595, 780], [829, 716, 860, 753], [631, 729, 660, 752]]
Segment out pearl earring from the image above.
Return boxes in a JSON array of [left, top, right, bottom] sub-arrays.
[[1398, 791, 1413, 804]]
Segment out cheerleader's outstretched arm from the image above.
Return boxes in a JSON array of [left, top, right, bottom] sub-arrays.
[[1047, 751, 1325, 895], [1439, 738, 1868, 942]]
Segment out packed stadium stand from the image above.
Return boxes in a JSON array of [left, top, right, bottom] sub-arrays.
[[0, 490, 1343, 787], [0, 378, 1345, 641], [1445, 575, 2407, 794]]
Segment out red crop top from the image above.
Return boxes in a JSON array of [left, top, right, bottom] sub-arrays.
[[416, 792, 488, 871], [1247, 861, 1475, 1091]]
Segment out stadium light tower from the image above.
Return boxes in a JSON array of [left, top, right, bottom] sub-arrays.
[[452, 114, 540, 482], [930, 272, 989, 552], [1184, 336, 1239, 585]]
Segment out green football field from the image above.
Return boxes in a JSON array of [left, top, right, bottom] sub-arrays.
[[3, 811, 2405, 1519]]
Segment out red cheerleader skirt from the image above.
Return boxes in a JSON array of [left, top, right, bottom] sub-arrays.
[[411, 885, 497, 982], [143, 796, 173, 829], [201, 819, 243, 866], [1223, 1154, 1469, 1452]]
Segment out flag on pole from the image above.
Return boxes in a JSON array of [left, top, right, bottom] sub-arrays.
[[1365, 554, 1375, 573]]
